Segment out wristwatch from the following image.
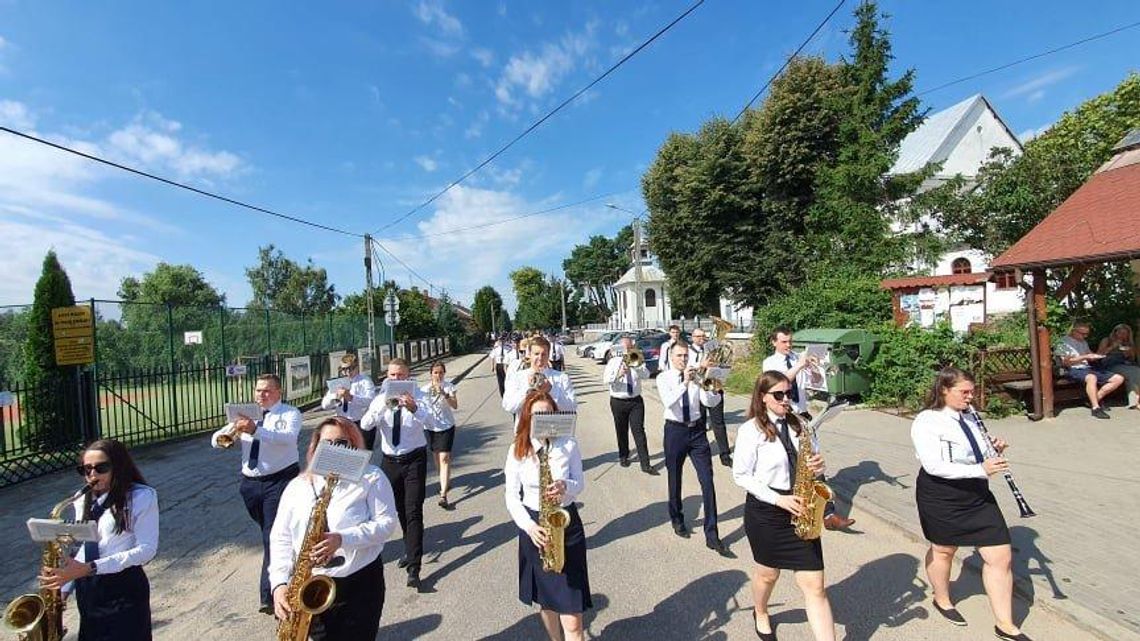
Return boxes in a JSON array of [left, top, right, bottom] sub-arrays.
[[87, 561, 98, 576]]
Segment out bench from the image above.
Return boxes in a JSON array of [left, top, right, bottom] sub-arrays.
[[976, 348, 1122, 412]]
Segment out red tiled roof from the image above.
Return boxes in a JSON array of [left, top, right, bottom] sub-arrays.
[[991, 162, 1140, 270], [880, 272, 991, 290]]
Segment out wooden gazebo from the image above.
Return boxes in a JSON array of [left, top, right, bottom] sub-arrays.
[[990, 129, 1140, 418]]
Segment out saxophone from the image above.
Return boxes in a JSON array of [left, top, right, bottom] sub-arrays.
[[790, 419, 833, 540], [2, 483, 93, 641], [538, 440, 570, 573], [276, 474, 339, 641]]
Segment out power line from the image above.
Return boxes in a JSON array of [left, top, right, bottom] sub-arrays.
[[391, 191, 621, 241], [0, 126, 364, 238], [917, 19, 1140, 97], [374, 0, 707, 234], [732, 0, 848, 123], [371, 238, 440, 294]]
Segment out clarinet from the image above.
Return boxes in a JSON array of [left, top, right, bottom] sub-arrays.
[[968, 405, 1036, 518]]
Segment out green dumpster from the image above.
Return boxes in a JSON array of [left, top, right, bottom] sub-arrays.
[[791, 329, 879, 398]]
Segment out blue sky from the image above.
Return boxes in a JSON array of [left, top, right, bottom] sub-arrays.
[[1, 0, 1137, 313]]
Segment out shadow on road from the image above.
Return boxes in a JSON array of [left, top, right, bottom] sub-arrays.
[[827, 460, 911, 519], [377, 612, 443, 639], [592, 570, 748, 640], [1009, 525, 1068, 601], [479, 594, 611, 640]]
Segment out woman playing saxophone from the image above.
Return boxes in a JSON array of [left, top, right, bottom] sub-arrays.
[[504, 391, 590, 641], [731, 371, 835, 641], [269, 417, 397, 641]]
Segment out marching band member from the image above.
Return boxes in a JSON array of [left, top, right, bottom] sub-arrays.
[[660, 324, 682, 361], [503, 336, 577, 425], [911, 367, 1032, 641], [40, 439, 158, 641], [269, 417, 398, 641], [603, 335, 657, 475], [689, 328, 732, 467], [421, 361, 460, 509], [762, 326, 854, 531], [507, 338, 531, 377], [504, 391, 591, 641], [549, 334, 566, 372], [490, 336, 517, 397], [320, 353, 377, 449], [732, 371, 835, 641], [360, 358, 442, 590], [655, 341, 730, 557], [211, 373, 301, 613]]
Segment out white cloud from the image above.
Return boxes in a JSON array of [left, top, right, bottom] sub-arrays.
[[420, 37, 460, 58], [0, 99, 35, 129], [106, 111, 242, 179], [414, 155, 439, 172], [414, 0, 464, 37], [454, 72, 473, 89], [1002, 66, 1080, 101], [471, 47, 494, 67], [1018, 124, 1053, 144], [495, 25, 596, 107], [583, 167, 603, 190], [464, 109, 489, 139]]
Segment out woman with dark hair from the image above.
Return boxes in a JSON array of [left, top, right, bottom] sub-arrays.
[[504, 391, 590, 641], [269, 416, 397, 641], [911, 367, 1031, 641], [421, 360, 459, 509], [39, 439, 158, 641], [731, 371, 833, 641]]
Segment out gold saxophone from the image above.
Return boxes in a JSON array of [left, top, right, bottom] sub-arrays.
[[791, 418, 833, 540], [3, 483, 94, 641], [276, 474, 339, 641], [538, 440, 570, 573]]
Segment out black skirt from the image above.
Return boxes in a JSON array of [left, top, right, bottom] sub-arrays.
[[518, 505, 593, 613], [74, 565, 151, 641], [426, 427, 456, 453], [916, 468, 1010, 547], [744, 493, 824, 571], [309, 553, 385, 641]]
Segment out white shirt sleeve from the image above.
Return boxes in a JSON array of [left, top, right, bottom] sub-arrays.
[[320, 390, 340, 411], [561, 439, 585, 504], [699, 386, 722, 407], [268, 480, 301, 590], [92, 486, 160, 575], [336, 471, 398, 550], [504, 450, 536, 532], [348, 378, 376, 416], [501, 369, 528, 415], [656, 370, 687, 408], [602, 358, 620, 384], [256, 407, 302, 446], [360, 395, 385, 432]]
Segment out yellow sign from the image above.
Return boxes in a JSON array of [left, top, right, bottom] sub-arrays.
[[52, 306, 95, 366]]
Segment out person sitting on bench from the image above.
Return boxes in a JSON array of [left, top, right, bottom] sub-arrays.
[[1055, 321, 1124, 419], [1097, 323, 1140, 410]]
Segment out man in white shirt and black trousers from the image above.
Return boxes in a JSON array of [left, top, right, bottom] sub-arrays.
[[689, 328, 732, 467], [490, 336, 516, 397], [502, 335, 576, 423], [656, 341, 732, 557], [320, 353, 377, 448], [361, 357, 442, 591], [603, 335, 658, 475], [211, 373, 302, 614], [763, 325, 855, 531], [549, 333, 566, 371]]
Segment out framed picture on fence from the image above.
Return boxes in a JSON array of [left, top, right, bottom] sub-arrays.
[[357, 348, 375, 377], [397, 343, 405, 360], [429, 340, 436, 357], [378, 345, 390, 369], [327, 350, 347, 376], [411, 342, 420, 362], [419, 340, 427, 360], [445, 337, 450, 353], [285, 356, 313, 401]]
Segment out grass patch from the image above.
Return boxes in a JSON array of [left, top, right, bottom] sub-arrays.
[[724, 357, 762, 396]]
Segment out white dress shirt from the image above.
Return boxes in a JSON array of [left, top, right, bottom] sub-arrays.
[[211, 400, 302, 477], [732, 413, 819, 505], [360, 385, 439, 456], [603, 355, 648, 399], [268, 466, 397, 588], [72, 485, 159, 576], [911, 407, 990, 480], [503, 436, 584, 531], [762, 350, 811, 415], [319, 374, 376, 421], [492, 343, 517, 366], [655, 367, 721, 424], [502, 367, 577, 416], [660, 338, 678, 361], [420, 380, 458, 430], [549, 340, 565, 362]]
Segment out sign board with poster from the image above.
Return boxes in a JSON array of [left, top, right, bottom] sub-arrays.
[[411, 342, 420, 363], [184, 330, 203, 345], [419, 340, 428, 361], [358, 348, 375, 377], [429, 340, 436, 357], [378, 345, 390, 369], [51, 305, 95, 366], [445, 337, 450, 353], [225, 364, 248, 378], [285, 356, 313, 401], [328, 350, 347, 376], [396, 343, 406, 361]]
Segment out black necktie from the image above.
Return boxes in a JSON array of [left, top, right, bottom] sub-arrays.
[[680, 372, 691, 423], [248, 409, 268, 469], [776, 419, 798, 480], [82, 500, 106, 563], [786, 354, 800, 403], [392, 407, 402, 448], [957, 415, 985, 463]]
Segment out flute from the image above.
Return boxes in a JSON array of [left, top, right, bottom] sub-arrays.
[[968, 405, 1036, 518]]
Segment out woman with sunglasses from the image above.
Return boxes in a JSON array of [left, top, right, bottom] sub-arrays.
[[421, 361, 459, 509], [912, 367, 1031, 641], [504, 391, 590, 641], [269, 416, 398, 640], [732, 371, 834, 641], [39, 439, 158, 641]]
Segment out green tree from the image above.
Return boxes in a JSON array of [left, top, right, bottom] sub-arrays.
[[0, 307, 32, 381], [395, 287, 439, 340], [471, 285, 505, 333], [511, 267, 563, 330], [21, 251, 78, 449], [434, 292, 470, 354], [246, 245, 338, 314], [561, 226, 632, 314]]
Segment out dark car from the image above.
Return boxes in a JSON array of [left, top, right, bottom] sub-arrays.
[[635, 332, 692, 376]]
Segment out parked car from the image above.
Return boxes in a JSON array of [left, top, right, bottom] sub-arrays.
[[635, 335, 665, 376], [557, 333, 575, 345], [577, 331, 620, 358], [593, 333, 630, 364]]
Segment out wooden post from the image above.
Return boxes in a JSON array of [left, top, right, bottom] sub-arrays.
[[891, 290, 905, 327], [1032, 269, 1054, 417]]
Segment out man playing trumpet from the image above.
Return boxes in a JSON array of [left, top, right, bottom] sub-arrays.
[[603, 336, 657, 475], [503, 336, 576, 429]]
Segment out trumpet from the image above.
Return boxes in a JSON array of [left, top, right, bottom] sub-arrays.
[[622, 348, 644, 368], [216, 425, 241, 449], [385, 396, 401, 410], [528, 371, 548, 392]]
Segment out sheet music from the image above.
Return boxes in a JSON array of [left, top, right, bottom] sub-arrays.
[[383, 380, 417, 398], [803, 345, 830, 390], [26, 518, 99, 543], [531, 411, 577, 440], [807, 401, 848, 433], [310, 441, 370, 483], [326, 377, 351, 393], [224, 403, 262, 424]]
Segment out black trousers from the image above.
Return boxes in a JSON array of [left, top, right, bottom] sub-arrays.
[[704, 393, 731, 458], [381, 448, 428, 572], [663, 420, 719, 542], [495, 364, 508, 397], [357, 419, 376, 451], [309, 553, 386, 641], [609, 396, 649, 466], [551, 358, 565, 371], [75, 566, 151, 641], [240, 463, 299, 606]]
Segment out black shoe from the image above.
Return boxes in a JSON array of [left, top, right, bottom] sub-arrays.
[[438, 496, 449, 509], [258, 603, 274, 615], [620, 457, 631, 468], [641, 466, 660, 476], [406, 571, 421, 590], [397, 556, 409, 569], [932, 602, 967, 626], [720, 455, 733, 467], [994, 626, 1032, 641], [706, 539, 734, 558], [672, 522, 690, 538], [1092, 407, 1110, 419], [753, 610, 776, 640]]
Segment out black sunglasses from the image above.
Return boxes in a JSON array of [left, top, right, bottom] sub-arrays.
[[322, 438, 353, 449], [769, 390, 792, 401], [77, 462, 112, 476]]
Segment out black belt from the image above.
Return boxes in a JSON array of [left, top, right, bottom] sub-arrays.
[[610, 395, 642, 401], [384, 447, 427, 463], [665, 418, 705, 430], [767, 486, 793, 496], [242, 462, 299, 483]]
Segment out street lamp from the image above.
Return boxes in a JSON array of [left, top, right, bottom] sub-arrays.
[[605, 204, 644, 330]]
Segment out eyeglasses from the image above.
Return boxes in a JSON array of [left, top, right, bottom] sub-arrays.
[[76, 462, 111, 476], [338, 367, 355, 375], [768, 390, 792, 401], [322, 438, 353, 449]]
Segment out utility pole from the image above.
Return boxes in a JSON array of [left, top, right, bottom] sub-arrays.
[[363, 234, 376, 352], [490, 299, 497, 339], [560, 278, 567, 333], [633, 220, 644, 330]]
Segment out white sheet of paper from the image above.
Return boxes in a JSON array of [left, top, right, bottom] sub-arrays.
[[531, 411, 577, 440], [225, 403, 262, 424], [310, 441, 371, 483], [808, 401, 848, 433], [326, 377, 351, 393], [383, 380, 417, 398], [26, 518, 99, 543]]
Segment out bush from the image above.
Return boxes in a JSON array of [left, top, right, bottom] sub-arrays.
[[865, 322, 974, 412], [724, 355, 762, 396]]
